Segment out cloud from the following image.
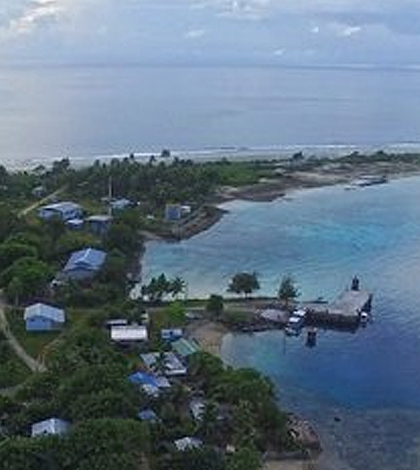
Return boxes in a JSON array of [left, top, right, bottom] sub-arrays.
[[273, 48, 284, 56], [194, 0, 271, 20], [185, 28, 206, 39], [7, 0, 66, 35], [330, 23, 362, 37]]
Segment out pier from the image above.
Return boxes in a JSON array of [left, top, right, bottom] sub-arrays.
[[304, 285, 372, 329]]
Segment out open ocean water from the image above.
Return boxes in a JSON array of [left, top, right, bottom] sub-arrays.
[[1, 65, 420, 169], [143, 176, 420, 469]]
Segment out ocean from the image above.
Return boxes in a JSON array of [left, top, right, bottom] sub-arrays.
[[1, 65, 420, 169], [142, 176, 420, 469]]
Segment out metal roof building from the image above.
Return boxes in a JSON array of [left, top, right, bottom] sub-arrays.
[[38, 202, 83, 221], [172, 338, 200, 358], [31, 418, 70, 437], [174, 437, 203, 452], [111, 325, 148, 343], [62, 247, 107, 281], [141, 352, 187, 376], [24, 303, 66, 332]]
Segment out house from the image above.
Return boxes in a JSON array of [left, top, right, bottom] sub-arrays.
[[111, 325, 148, 343], [24, 303, 65, 332], [128, 371, 171, 397], [110, 198, 132, 211], [174, 437, 203, 452], [138, 409, 159, 423], [189, 398, 206, 422], [140, 352, 187, 376], [171, 338, 200, 359], [32, 185, 46, 198], [160, 328, 183, 342], [38, 202, 83, 221], [86, 215, 113, 236], [62, 248, 107, 281], [31, 418, 70, 437], [164, 204, 182, 221]]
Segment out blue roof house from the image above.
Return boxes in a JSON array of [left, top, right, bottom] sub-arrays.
[[38, 202, 83, 221], [62, 248, 107, 281], [24, 303, 66, 332], [31, 418, 70, 437]]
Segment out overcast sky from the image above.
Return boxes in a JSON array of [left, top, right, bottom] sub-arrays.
[[1, 0, 420, 66]]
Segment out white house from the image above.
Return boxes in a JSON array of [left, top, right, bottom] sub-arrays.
[[31, 418, 70, 437], [111, 325, 148, 343]]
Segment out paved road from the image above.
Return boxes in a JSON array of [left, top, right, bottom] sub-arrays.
[[0, 293, 46, 373]]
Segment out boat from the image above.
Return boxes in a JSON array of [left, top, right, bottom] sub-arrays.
[[353, 175, 388, 187], [359, 311, 369, 325]]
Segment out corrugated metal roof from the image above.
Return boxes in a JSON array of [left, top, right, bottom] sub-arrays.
[[138, 409, 158, 422], [172, 338, 200, 358], [111, 325, 148, 342], [31, 418, 70, 437], [41, 202, 82, 212], [140, 352, 187, 376], [87, 215, 113, 223], [64, 248, 107, 272], [24, 303, 65, 323], [174, 437, 203, 451]]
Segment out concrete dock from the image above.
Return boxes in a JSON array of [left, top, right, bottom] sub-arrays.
[[304, 288, 373, 329]]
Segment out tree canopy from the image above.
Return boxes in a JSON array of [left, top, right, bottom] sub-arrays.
[[228, 272, 260, 297]]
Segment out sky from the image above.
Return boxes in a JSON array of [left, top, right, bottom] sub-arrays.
[[1, 0, 420, 67]]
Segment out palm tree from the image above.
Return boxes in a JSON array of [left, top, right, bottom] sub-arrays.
[[170, 276, 186, 299]]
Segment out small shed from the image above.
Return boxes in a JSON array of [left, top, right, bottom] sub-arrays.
[[86, 215, 113, 236], [138, 409, 159, 423], [160, 328, 183, 342], [189, 398, 206, 422], [174, 437, 203, 452], [24, 303, 65, 332], [62, 247, 107, 281], [164, 204, 182, 221], [31, 418, 70, 437]]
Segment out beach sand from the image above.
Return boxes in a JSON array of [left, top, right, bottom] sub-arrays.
[[188, 320, 229, 357]]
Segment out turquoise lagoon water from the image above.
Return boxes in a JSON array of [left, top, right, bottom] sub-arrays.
[[143, 176, 420, 469]]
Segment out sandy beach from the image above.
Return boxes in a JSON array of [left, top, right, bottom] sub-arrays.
[[188, 320, 229, 357]]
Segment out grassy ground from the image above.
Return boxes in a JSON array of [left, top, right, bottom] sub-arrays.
[[6, 308, 60, 359], [0, 330, 30, 388], [5, 306, 102, 361]]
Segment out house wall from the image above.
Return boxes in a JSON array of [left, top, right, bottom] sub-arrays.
[[38, 207, 83, 221], [26, 316, 55, 332], [63, 267, 97, 281]]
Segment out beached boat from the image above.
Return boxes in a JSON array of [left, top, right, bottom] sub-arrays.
[[353, 175, 388, 187]]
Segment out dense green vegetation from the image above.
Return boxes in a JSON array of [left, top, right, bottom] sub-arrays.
[[0, 331, 29, 388], [4, 152, 397, 467]]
